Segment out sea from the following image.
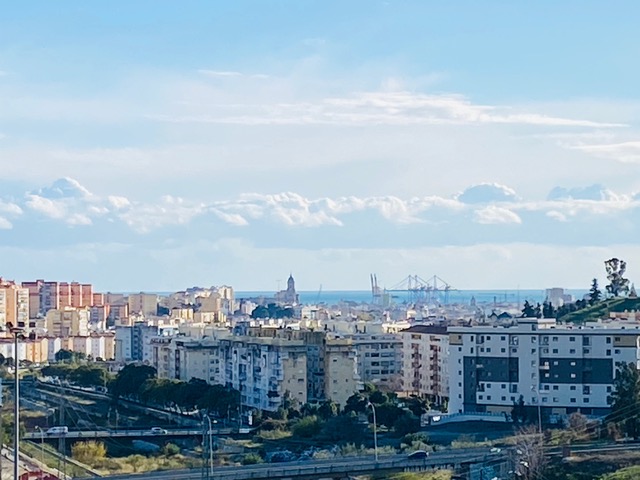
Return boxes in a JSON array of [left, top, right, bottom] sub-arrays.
[[235, 289, 589, 306]]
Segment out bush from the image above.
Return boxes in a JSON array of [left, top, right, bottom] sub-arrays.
[[162, 443, 180, 456], [292, 415, 323, 438], [394, 412, 420, 436], [242, 453, 263, 465], [72, 441, 107, 466]]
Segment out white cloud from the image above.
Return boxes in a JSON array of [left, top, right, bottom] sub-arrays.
[[108, 196, 131, 209], [570, 141, 640, 164], [474, 206, 522, 225], [25, 195, 67, 219], [457, 183, 519, 204], [0, 217, 12, 229]]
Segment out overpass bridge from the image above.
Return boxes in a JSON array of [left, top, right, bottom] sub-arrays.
[[24, 427, 252, 440], [86, 449, 507, 480]]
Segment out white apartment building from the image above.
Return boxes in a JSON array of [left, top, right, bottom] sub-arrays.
[[115, 323, 171, 363], [0, 280, 29, 329], [448, 318, 640, 418], [46, 307, 89, 337], [400, 325, 449, 402]]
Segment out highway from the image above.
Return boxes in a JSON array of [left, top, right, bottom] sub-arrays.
[[87, 448, 504, 480]]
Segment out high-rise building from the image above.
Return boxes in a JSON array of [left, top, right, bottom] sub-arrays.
[[0, 279, 29, 329]]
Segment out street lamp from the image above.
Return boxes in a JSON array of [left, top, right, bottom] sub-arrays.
[[34, 426, 44, 479], [366, 402, 378, 461], [204, 416, 214, 476], [9, 324, 24, 480]]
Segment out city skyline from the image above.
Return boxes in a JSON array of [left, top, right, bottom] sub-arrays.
[[2, 2, 640, 290]]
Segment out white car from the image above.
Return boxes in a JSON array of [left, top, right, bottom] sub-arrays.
[[150, 427, 168, 435]]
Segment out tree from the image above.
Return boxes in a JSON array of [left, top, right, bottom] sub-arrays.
[[605, 258, 631, 297], [71, 441, 107, 466], [393, 412, 420, 436], [511, 425, 546, 480], [292, 415, 323, 438], [542, 301, 555, 319], [608, 362, 640, 439], [521, 301, 536, 318], [110, 364, 157, 400], [588, 278, 603, 306], [511, 395, 527, 424]]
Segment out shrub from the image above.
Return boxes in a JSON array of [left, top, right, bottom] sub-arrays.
[[242, 453, 263, 465], [71, 441, 107, 466], [292, 416, 323, 438], [162, 443, 180, 456]]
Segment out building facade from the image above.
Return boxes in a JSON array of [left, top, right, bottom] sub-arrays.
[[400, 325, 449, 402], [448, 318, 640, 418]]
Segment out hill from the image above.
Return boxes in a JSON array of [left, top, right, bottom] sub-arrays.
[[560, 298, 640, 324]]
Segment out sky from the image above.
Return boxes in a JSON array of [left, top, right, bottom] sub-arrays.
[[1, 1, 640, 292]]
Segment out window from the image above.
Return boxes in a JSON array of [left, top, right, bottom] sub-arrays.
[[584, 398, 590, 403], [543, 385, 550, 390], [583, 386, 591, 395], [458, 382, 462, 387], [569, 349, 576, 354], [470, 336, 475, 341], [471, 347, 474, 354], [552, 336, 558, 342], [501, 384, 506, 389], [583, 348, 590, 355], [542, 397, 548, 403], [486, 336, 491, 340], [553, 397, 559, 403], [531, 337, 537, 343], [570, 361, 576, 366], [487, 395, 492, 400], [531, 349, 537, 354], [501, 336, 506, 341], [552, 385, 559, 390], [571, 373, 576, 379], [615, 337, 621, 342], [487, 348, 492, 353], [501, 396, 506, 401], [606, 337, 612, 344], [570, 398, 576, 403], [569, 337, 575, 342], [501, 348, 506, 353], [615, 349, 621, 354], [487, 384, 492, 389], [553, 349, 558, 354], [606, 350, 611, 356], [607, 386, 612, 393], [570, 385, 576, 391], [479, 395, 483, 400]]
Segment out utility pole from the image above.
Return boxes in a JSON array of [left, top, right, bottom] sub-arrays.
[[11, 326, 23, 480]]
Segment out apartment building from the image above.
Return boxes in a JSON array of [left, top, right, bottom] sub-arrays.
[[400, 325, 449, 402], [0, 279, 29, 329], [114, 322, 164, 363], [448, 318, 640, 418], [128, 293, 158, 317], [244, 327, 361, 405], [152, 334, 308, 412], [350, 333, 403, 392], [46, 307, 90, 337], [324, 339, 361, 407]]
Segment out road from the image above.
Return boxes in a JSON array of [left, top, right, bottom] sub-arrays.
[[88, 448, 504, 480]]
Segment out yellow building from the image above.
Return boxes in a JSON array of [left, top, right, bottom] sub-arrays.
[[46, 307, 90, 337], [0, 279, 29, 329]]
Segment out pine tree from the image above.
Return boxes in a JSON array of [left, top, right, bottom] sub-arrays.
[[588, 278, 602, 306]]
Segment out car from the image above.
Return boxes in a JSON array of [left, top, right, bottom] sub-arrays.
[[407, 450, 429, 460], [490, 447, 502, 454], [46, 426, 69, 435], [150, 427, 168, 435]]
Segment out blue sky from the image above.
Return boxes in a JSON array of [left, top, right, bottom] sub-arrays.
[[1, 1, 640, 292]]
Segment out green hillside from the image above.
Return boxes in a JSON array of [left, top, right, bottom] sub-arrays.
[[561, 298, 640, 324]]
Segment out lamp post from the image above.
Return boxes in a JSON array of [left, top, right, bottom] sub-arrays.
[[204, 416, 213, 476], [10, 325, 24, 480], [366, 402, 378, 461], [34, 426, 44, 479]]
